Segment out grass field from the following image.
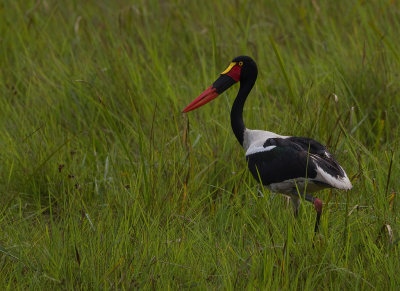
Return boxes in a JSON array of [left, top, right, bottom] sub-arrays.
[[1, 0, 399, 289]]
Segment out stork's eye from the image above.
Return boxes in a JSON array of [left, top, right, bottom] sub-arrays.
[[238, 61, 244, 66]]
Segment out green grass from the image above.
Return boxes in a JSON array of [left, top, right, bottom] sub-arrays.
[[1, 0, 399, 289]]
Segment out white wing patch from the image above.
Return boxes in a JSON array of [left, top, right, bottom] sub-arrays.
[[314, 164, 352, 190]]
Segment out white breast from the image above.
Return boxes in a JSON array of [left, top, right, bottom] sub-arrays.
[[243, 129, 288, 156]]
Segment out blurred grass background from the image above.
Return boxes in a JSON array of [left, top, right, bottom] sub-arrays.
[[0, 0, 399, 289]]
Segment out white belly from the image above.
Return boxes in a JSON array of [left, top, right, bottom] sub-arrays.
[[267, 178, 328, 194]]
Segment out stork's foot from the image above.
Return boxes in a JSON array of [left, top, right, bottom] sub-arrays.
[[313, 198, 323, 233], [290, 196, 300, 218], [291, 194, 323, 233], [303, 195, 323, 233]]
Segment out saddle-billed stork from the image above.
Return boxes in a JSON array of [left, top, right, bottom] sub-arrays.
[[183, 56, 352, 232]]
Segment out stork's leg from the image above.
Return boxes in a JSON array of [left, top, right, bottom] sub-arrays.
[[305, 195, 323, 233], [290, 196, 300, 217]]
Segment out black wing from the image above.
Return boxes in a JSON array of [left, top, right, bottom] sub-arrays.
[[286, 137, 345, 178], [246, 137, 344, 186]]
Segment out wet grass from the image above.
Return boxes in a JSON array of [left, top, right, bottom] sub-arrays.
[[0, 0, 399, 289]]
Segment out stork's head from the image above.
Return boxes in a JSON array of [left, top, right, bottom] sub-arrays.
[[182, 56, 258, 113]]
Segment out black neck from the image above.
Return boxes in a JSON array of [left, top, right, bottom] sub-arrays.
[[230, 78, 256, 146]]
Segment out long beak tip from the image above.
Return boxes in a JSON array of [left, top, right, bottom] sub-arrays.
[[182, 86, 219, 114]]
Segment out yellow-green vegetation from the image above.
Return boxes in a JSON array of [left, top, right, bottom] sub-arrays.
[[1, 0, 399, 289]]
